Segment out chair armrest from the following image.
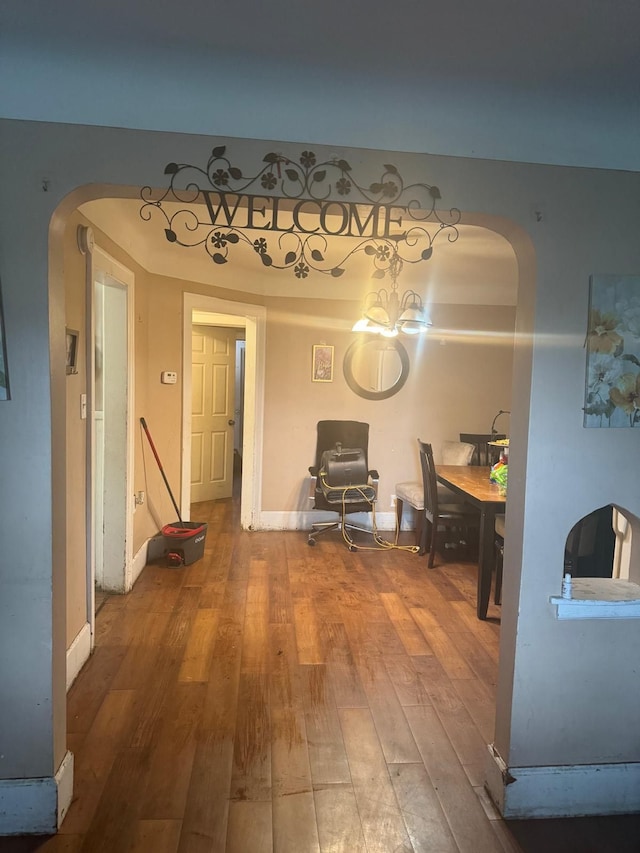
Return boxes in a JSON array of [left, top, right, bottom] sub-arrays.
[[368, 469, 379, 499], [308, 467, 319, 501]]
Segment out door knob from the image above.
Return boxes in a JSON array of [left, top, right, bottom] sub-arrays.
[[228, 419, 236, 426]]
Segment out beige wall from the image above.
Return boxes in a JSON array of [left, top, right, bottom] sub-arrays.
[[262, 297, 515, 511]]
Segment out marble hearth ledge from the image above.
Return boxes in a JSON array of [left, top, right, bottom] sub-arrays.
[[550, 578, 640, 619]]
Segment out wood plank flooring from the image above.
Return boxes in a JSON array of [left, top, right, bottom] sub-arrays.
[[3, 492, 640, 852]]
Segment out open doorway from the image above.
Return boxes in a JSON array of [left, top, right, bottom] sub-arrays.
[[181, 293, 266, 530]]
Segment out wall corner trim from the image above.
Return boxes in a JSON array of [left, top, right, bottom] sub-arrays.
[[66, 621, 91, 690], [0, 750, 74, 835], [485, 744, 640, 818]]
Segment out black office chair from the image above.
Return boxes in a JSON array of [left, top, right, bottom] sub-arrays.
[[459, 432, 506, 467], [308, 420, 379, 550]]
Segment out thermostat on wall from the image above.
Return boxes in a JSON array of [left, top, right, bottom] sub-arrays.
[[161, 371, 177, 384]]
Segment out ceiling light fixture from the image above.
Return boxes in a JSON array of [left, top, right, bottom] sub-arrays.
[[352, 243, 432, 337]]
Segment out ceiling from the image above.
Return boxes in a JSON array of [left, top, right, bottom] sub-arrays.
[[2, 1, 639, 172], [3, 0, 639, 99], [6, 1, 637, 304]]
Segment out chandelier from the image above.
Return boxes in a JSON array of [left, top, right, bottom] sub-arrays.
[[352, 244, 432, 337]]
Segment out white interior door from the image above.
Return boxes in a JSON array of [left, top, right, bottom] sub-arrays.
[[94, 275, 128, 589], [191, 325, 236, 502], [90, 247, 134, 597]]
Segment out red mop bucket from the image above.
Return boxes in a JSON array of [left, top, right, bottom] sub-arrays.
[[161, 521, 208, 567], [141, 417, 208, 567]]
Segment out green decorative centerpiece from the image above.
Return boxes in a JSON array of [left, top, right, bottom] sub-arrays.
[[489, 439, 509, 495]]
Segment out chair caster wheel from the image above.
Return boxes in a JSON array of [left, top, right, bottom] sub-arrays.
[[348, 545, 357, 552], [308, 538, 316, 546]]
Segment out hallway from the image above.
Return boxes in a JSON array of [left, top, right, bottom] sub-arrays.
[[3, 496, 640, 852]]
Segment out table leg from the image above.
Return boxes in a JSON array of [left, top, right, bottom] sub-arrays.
[[477, 505, 496, 619]]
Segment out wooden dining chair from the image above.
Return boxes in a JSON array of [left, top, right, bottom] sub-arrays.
[[395, 480, 424, 549], [441, 440, 475, 465], [494, 513, 505, 604], [396, 440, 475, 547], [438, 440, 474, 504], [459, 432, 506, 467], [419, 440, 479, 567]]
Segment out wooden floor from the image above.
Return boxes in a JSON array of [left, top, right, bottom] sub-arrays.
[[4, 492, 640, 853]]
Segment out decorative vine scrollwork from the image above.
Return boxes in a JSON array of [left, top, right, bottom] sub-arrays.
[[140, 145, 460, 278]]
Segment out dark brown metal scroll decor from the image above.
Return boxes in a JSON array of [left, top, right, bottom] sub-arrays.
[[140, 146, 460, 279]]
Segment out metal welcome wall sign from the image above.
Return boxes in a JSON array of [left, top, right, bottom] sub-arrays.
[[140, 146, 460, 279]]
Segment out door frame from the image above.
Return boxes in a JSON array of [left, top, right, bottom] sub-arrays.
[[181, 293, 266, 529], [86, 244, 135, 629]]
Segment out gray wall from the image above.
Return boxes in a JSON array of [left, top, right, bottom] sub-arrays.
[[0, 120, 639, 809]]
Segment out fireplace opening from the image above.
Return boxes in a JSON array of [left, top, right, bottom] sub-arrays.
[[564, 504, 633, 580]]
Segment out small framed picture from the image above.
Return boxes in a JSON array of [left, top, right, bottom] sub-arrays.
[[312, 344, 334, 382], [66, 328, 79, 375]]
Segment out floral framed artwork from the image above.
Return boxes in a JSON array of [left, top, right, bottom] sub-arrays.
[[584, 274, 640, 427], [312, 344, 334, 382]]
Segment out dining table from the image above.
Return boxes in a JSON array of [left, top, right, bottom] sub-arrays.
[[435, 464, 506, 620]]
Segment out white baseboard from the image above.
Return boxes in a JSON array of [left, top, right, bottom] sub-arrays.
[[132, 540, 149, 586], [56, 750, 74, 827], [257, 510, 402, 532], [0, 750, 74, 835], [66, 621, 91, 690], [486, 743, 640, 818]]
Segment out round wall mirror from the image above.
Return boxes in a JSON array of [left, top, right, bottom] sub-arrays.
[[343, 337, 410, 400]]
